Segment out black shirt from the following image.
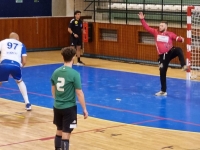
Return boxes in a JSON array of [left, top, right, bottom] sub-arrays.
[[68, 18, 83, 36]]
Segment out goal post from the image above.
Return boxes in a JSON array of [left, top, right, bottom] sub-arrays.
[[187, 6, 200, 80]]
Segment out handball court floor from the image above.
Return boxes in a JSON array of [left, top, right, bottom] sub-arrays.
[[0, 51, 200, 150]]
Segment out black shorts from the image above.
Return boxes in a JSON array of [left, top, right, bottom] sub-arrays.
[[70, 35, 82, 47], [53, 105, 77, 133]]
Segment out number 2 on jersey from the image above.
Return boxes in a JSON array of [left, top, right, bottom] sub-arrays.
[[56, 77, 65, 91], [7, 42, 18, 50]]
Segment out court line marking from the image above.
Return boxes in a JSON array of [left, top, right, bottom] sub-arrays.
[[0, 86, 53, 98], [0, 92, 20, 96], [24, 62, 200, 82], [0, 118, 163, 147], [0, 121, 52, 124], [84, 102, 200, 127], [40, 118, 164, 141], [0, 97, 200, 135], [1, 87, 200, 127]]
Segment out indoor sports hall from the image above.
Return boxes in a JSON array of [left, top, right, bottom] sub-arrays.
[[0, 0, 200, 150]]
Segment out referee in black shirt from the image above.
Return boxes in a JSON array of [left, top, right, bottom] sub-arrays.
[[68, 10, 85, 65]]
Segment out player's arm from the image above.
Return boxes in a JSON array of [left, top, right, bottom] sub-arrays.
[[68, 27, 73, 35], [68, 20, 74, 35], [76, 89, 88, 119], [68, 19, 79, 38], [76, 89, 86, 111], [50, 76, 56, 99], [68, 27, 78, 38], [138, 12, 156, 35], [171, 32, 184, 43], [74, 73, 88, 119], [21, 44, 27, 67], [51, 85, 56, 99], [22, 56, 26, 67]]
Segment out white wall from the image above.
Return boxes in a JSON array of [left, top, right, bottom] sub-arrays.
[[66, 0, 74, 17], [52, 0, 92, 17], [52, 0, 66, 16], [74, 0, 92, 16]]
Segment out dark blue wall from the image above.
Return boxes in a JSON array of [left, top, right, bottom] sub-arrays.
[[0, 0, 52, 17]]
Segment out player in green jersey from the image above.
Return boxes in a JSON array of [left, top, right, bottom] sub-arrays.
[[51, 47, 88, 150]]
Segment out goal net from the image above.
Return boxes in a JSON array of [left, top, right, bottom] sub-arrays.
[[187, 6, 200, 80]]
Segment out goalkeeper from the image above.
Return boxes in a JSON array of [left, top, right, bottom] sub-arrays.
[[138, 12, 188, 96]]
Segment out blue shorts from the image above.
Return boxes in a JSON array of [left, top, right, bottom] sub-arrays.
[[0, 60, 22, 82]]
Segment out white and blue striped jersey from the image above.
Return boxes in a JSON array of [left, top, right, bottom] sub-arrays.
[[0, 39, 27, 67]]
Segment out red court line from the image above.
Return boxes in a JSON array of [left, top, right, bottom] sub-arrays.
[[1, 86, 200, 127], [0, 121, 52, 124], [0, 139, 40, 147], [0, 118, 161, 147], [164, 118, 200, 126], [0, 87, 53, 98], [132, 118, 164, 125], [85, 102, 164, 119], [0, 92, 20, 96], [84, 102, 200, 127]]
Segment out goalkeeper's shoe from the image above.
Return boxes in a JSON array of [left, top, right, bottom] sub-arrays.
[[182, 65, 189, 71], [77, 61, 85, 66], [155, 91, 167, 96]]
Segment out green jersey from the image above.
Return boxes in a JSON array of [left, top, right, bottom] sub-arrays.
[[51, 65, 81, 109]]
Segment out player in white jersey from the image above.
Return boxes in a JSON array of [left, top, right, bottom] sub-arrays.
[[0, 32, 31, 111]]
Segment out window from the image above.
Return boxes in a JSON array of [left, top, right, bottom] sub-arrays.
[[100, 29, 117, 42], [139, 32, 155, 45]]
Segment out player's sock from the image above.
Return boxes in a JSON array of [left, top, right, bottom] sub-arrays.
[[55, 135, 62, 150], [78, 57, 80, 62], [17, 81, 30, 104], [61, 139, 69, 150]]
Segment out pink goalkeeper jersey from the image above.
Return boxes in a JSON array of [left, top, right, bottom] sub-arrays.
[[141, 19, 179, 55]]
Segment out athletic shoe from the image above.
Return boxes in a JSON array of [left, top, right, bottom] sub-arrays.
[[182, 65, 189, 71], [26, 103, 32, 111], [77, 61, 85, 66], [155, 91, 167, 96]]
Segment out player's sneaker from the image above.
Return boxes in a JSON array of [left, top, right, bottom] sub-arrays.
[[155, 91, 167, 96], [182, 65, 189, 71], [26, 103, 32, 111], [77, 61, 85, 66]]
